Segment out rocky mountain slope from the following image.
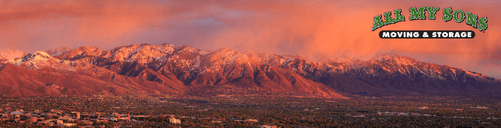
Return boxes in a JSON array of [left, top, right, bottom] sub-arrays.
[[1, 43, 500, 97], [0, 51, 182, 97], [277, 53, 501, 96], [54, 44, 344, 98]]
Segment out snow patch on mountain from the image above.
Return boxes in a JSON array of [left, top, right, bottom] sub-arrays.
[[0, 49, 27, 60], [7, 51, 52, 66], [3, 51, 84, 71], [156, 43, 175, 53], [45, 46, 72, 57]]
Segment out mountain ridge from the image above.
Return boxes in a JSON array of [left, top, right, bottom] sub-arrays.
[[1, 43, 500, 97], [45, 46, 72, 57], [0, 49, 27, 63]]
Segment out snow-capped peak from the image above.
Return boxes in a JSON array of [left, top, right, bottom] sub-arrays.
[[108, 43, 167, 63], [174, 45, 199, 54], [3, 51, 57, 70], [156, 43, 176, 53], [33, 51, 52, 59], [45, 46, 72, 57], [207, 47, 250, 64], [372, 53, 418, 66], [0, 49, 27, 60]]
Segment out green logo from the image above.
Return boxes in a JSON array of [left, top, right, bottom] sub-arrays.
[[372, 7, 488, 32]]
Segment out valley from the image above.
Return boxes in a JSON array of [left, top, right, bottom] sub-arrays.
[[0, 95, 499, 127]]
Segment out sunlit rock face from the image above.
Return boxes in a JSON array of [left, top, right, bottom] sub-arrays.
[[45, 46, 72, 57], [0, 49, 27, 63], [1, 43, 500, 97]]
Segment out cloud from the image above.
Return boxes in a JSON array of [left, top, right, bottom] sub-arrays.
[[0, 0, 170, 51], [205, 0, 500, 56], [199, 0, 501, 68], [1, 0, 501, 76]]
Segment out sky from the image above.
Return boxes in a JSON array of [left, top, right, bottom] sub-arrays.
[[1, 0, 501, 77]]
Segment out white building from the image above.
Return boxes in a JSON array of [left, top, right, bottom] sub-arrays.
[[169, 117, 181, 124]]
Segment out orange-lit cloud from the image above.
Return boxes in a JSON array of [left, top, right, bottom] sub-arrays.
[[202, 0, 501, 77], [206, 0, 501, 57], [0, 0, 170, 50], [1, 0, 501, 77]]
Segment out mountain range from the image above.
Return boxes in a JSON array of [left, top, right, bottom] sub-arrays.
[[1, 44, 500, 98]]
